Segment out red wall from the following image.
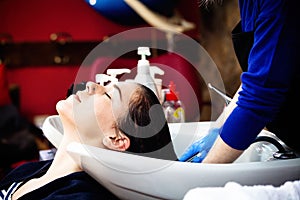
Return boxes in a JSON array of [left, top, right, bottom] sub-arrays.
[[0, 0, 200, 42], [0, 0, 201, 122], [0, 0, 130, 42]]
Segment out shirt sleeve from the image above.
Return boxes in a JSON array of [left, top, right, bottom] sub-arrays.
[[221, 0, 298, 150]]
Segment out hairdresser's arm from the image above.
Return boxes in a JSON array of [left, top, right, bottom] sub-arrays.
[[178, 85, 243, 163], [202, 85, 243, 163], [202, 136, 243, 163], [212, 85, 241, 129]]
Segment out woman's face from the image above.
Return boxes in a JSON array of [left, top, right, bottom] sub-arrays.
[[56, 81, 138, 149]]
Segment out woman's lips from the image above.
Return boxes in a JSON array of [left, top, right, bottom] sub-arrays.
[[74, 94, 81, 102]]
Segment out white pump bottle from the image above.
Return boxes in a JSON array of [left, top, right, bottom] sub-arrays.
[[134, 47, 158, 96]]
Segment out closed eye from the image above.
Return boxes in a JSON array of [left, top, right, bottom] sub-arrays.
[[105, 92, 111, 99]]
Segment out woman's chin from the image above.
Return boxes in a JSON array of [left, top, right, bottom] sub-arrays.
[[56, 97, 74, 114]]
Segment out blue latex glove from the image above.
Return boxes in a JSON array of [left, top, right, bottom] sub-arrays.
[[178, 128, 220, 163]]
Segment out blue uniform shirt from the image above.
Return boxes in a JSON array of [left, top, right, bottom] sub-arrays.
[[220, 0, 300, 150]]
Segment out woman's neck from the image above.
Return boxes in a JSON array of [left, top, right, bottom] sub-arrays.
[[11, 136, 82, 200], [11, 123, 83, 200], [46, 145, 81, 177], [43, 127, 83, 179]]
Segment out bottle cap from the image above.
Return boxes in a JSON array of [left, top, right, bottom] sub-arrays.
[[165, 89, 178, 101], [165, 81, 179, 101]]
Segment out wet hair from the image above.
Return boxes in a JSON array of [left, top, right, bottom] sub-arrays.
[[117, 84, 178, 161]]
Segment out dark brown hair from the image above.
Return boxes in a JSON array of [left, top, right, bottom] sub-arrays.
[[117, 84, 177, 161]]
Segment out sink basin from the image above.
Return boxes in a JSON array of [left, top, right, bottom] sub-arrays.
[[42, 115, 300, 200]]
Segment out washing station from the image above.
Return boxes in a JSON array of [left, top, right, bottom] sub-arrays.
[[42, 115, 300, 200]]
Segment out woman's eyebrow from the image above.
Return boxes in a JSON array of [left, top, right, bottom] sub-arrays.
[[113, 84, 122, 100]]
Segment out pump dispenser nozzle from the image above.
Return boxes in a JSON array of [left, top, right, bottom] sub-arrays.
[[95, 74, 118, 86], [95, 68, 131, 86], [137, 47, 151, 74], [137, 47, 151, 64], [107, 68, 131, 79]]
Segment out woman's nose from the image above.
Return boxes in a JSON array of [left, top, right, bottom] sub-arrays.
[[86, 81, 106, 95], [86, 81, 101, 94]]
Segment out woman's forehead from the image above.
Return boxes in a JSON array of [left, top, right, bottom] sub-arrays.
[[111, 82, 139, 102], [115, 82, 139, 93], [109, 82, 139, 116]]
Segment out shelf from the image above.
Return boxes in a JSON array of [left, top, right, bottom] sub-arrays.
[[0, 41, 101, 67], [0, 38, 199, 68]]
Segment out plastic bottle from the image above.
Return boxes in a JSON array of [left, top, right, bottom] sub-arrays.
[[150, 66, 164, 103], [133, 47, 158, 96], [162, 81, 185, 123]]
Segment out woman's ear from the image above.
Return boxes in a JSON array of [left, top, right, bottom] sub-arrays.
[[102, 131, 130, 151]]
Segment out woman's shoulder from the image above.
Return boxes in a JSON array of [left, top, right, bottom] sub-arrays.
[[1, 163, 120, 200], [34, 171, 121, 200], [0, 160, 52, 188]]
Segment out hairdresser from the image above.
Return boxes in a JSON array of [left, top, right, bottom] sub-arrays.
[[179, 0, 300, 163]]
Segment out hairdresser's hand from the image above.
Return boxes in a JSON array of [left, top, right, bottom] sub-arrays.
[[178, 128, 220, 163]]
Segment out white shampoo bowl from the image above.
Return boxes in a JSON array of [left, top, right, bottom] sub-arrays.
[[42, 115, 300, 200]]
